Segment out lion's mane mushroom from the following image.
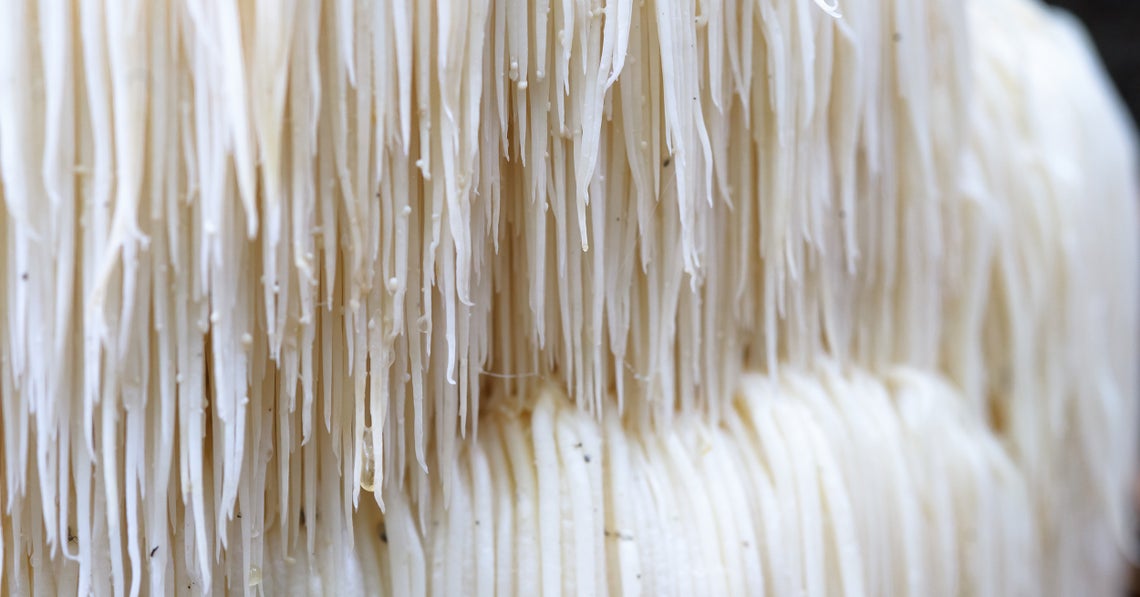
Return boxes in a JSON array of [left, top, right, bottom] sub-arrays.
[[0, 0, 1136, 595]]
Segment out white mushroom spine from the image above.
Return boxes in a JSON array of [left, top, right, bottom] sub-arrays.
[[0, 0, 1136, 594]]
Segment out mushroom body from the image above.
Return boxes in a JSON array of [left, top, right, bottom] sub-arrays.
[[0, 0, 1136, 594]]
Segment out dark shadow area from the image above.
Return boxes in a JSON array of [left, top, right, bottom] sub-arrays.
[[1044, 0, 1140, 126]]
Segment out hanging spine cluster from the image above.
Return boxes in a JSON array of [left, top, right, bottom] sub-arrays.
[[0, 0, 1136, 594]]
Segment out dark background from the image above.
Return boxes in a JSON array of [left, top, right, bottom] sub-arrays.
[[1043, 0, 1140, 126]]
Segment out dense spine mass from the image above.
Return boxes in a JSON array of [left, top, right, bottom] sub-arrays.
[[0, 0, 1136, 594]]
